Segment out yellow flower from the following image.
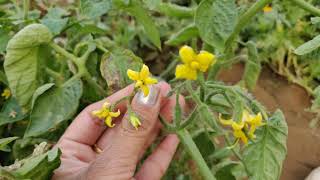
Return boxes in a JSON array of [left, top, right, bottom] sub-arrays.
[[244, 111, 264, 139], [1, 88, 11, 99], [263, 5, 272, 13], [127, 64, 158, 97], [219, 110, 264, 144], [219, 115, 248, 144], [91, 101, 120, 127], [129, 113, 141, 130], [175, 45, 215, 80]]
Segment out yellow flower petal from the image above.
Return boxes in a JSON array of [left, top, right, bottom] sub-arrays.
[[263, 5, 272, 13], [109, 109, 121, 118], [144, 77, 158, 85], [234, 130, 248, 144], [135, 80, 143, 88], [1, 88, 11, 99], [219, 114, 233, 126], [127, 69, 140, 81], [175, 64, 197, 80], [141, 85, 150, 97], [196, 51, 215, 72], [91, 110, 103, 118], [140, 64, 150, 80], [179, 45, 196, 64], [231, 121, 245, 131], [105, 116, 115, 127]]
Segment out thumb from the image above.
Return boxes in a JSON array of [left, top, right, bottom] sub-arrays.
[[87, 85, 165, 180]]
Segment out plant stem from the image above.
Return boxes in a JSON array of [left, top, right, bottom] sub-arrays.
[[177, 129, 216, 180], [23, 0, 29, 20], [225, 0, 273, 51], [290, 0, 320, 16], [49, 42, 78, 64]]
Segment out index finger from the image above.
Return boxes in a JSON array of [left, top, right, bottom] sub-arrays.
[[58, 85, 134, 146]]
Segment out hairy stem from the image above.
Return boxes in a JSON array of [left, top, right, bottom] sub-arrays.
[[49, 42, 78, 63], [177, 129, 216, 180]]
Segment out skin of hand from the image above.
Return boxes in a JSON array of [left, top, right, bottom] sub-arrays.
[[52, 81, 186, 180]]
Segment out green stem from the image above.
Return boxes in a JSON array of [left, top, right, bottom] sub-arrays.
[[225, 0, 273, 51], [177, 129, 216, 180], [45, 68, 64, 85], [49, 42, 79, 64], [290, 0, 320, 16], [23, 0, 29, 20]]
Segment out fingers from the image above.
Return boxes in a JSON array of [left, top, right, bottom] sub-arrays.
[[95, 82, 171, 150], [58, 85, 134, 146], [135, 134, 180, 180], [87, 84, 166, 179]]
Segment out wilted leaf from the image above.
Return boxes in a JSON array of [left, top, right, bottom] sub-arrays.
[[242, 42, 261, 91], [7, 147, 61, 180], [4, 24, 52, 109], [80, 0, 112, 19], [100, 49, 142, 93], [294, 35, 320, 55], [40, 7, 69, 35], [243, 110, 288, 180], [24, 79, 83, 137], [195, 0, 238, 52], [166, 24, 198, 46]]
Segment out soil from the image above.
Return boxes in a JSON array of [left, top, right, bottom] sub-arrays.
[[218, 64, 320, 180]]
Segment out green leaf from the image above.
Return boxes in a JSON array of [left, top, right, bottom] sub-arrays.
[[80, 0, 112, 19], [40, 7, 69, 36], [214, 162, 237, 180], [0, 28, 10, 53], [294, 35, 320, 55], [166, 24, 198, 46], [242, 42, 261, 91], [4, 24, 52, 109], [0, 137, 18, 152], [117, 0, 161, 49], [12, 147, 61, 179], [193, 131, 215, 160], [24, 79, 83, 138], [243, 110, 288, 180], [0, 98, 27, 126], [195, 0, 238, 52]]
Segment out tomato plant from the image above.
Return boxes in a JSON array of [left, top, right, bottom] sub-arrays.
[[0, 0, 319, 179]]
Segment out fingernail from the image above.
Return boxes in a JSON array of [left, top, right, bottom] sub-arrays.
[[137, 85, 159, 105]]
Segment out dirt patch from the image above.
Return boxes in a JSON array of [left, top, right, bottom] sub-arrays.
[[218, 64, 320, 180]]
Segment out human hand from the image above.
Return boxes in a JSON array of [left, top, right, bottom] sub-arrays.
[[52, 82, 184, 180]]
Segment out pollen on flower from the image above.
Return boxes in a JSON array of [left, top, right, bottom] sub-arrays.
[[127, 64, 158, 97], [1, 88, 11, 100], [263, 5, 272, 13], [175, 45, 215, 80], [91, 101, 120, 127], [219, 110, 264, 145]]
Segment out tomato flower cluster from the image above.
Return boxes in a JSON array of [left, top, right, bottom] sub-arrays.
[[219, 110, 264, 144]]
